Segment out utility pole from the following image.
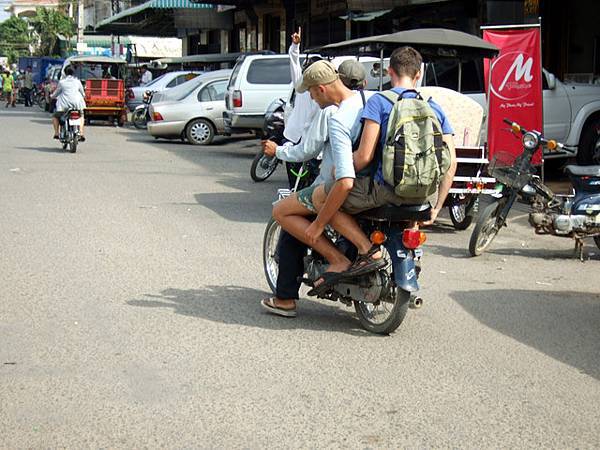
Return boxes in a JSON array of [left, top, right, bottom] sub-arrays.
[[77, 0, 84, 45]]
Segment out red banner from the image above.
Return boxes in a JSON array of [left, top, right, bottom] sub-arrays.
[[483, 27, 543, 164]]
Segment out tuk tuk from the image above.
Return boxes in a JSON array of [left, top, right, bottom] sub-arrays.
[[149, 53, 242, 72], [62, 55, 128, 126], [310, 28, 500, 229]]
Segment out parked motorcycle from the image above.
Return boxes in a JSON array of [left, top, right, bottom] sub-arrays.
[[469, 119, 600, 259], [262, 161, 428, 334], [58, 109, 82, 153], [250, 98, 285, 182], [131, 90, 153, 130]]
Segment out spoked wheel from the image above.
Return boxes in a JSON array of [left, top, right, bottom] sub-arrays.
[[251, 151, 279, 182], [262, 217, 281, 294], [132, 109, 147, 129], [354, 287, 410, 335], [469, 200, 504, 256], [448, 194, 477, 230]]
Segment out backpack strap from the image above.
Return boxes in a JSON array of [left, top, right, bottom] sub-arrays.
[[352, 89, 367, 152]]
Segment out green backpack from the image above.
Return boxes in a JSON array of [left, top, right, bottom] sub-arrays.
[[379, 90, 451, 201]]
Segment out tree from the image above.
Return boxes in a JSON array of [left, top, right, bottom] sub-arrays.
[[30, 7, 76, 56], [0, 16, 33, 63]]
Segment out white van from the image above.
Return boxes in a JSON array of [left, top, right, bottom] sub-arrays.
[[224, 54, 298, 135]]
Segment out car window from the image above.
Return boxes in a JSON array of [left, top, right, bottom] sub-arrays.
[[198, 80, 227, 102], [166, 75, 179, 88], [228, 58, 244, 88], [247, 58, 291, 84]]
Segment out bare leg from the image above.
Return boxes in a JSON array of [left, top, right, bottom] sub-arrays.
[[52, 117, 60, 137], [312, 185, 382, 258], [273, 194, 351, 276]]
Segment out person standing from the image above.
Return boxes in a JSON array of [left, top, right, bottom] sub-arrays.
[[139, 65, 153, 86], [23, 66, 33, 107], [2, 69, 15, 108]]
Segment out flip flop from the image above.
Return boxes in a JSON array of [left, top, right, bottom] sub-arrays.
[[306, 271, 346, 297], [261, 297, 297, 318], [343, 245, 386, 277]]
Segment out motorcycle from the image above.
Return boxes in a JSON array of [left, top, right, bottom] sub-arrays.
[[262, 161, 428, 335], [131, 90, 154, 130], [58, 109, 82, 153], [469, 119, 600, 259], [250, 98, 285, 182]]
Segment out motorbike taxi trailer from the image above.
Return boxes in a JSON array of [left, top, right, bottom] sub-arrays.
[[310, 28, 501, 230], [62, 55, 128, 127]]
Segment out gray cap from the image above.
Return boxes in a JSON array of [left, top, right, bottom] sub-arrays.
[[338, 60, 367, 88]]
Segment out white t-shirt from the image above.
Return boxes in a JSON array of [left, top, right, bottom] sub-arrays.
[[140, 70, 153, 85]]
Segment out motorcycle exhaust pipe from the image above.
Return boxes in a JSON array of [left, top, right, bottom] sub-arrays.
[[409, 295, 423, 309]]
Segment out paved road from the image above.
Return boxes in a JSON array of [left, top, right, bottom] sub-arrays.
[[1, 106, 599, 448]]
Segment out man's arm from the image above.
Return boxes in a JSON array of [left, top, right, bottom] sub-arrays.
[[421, 134, 457, 225], [353, 119, 381, 171], [288, 29, 302, 86]]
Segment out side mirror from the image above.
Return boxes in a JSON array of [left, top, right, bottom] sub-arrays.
[[547, 73, 557, 90]]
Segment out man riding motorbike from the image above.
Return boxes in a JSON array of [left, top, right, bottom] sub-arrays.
[[261, 60, 369, 317], [262, 60, 375, 316], [51, 66, 87, 142]]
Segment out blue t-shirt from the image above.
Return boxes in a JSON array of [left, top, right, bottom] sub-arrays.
[[361, 87, 453, 183]]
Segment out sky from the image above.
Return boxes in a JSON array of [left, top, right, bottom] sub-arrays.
[[0, 0, 11, 22]]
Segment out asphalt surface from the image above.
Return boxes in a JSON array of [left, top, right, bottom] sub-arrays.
[[1, 106, 599, 448]]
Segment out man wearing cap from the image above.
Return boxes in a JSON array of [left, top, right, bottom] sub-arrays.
[[261, 60, 377, 316], [261, 60, 368, 317]]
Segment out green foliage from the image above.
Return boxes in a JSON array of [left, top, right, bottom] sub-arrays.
[[30, 7, 76, 56], [0, 16, 32, 62]]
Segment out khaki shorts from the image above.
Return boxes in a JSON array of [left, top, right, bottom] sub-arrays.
[[325, 177, 436, 215]]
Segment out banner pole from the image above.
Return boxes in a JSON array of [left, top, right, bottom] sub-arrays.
[[539, 16, 545, 182]]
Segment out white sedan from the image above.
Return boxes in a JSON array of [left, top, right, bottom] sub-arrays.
[[148, 69, 232, 145], [126, 70, 201, 111]]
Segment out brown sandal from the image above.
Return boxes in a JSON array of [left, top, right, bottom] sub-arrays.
[[343, 245, 386, 277]]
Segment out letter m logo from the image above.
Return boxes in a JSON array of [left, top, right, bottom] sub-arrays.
[[498, 53, 533, 92]]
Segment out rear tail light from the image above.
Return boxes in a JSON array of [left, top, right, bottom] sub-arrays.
[[69, 111, 80, 120], [127, 89, 135, 99], [402, 229, 427, 249], [232, 90, 242, 108], [153, 112, 164, 121]]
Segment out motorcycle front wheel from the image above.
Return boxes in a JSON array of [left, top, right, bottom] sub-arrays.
[[468, 200, 505, 256], [251, 152, 278, 182], [263, 217, 281, 294], [132, 108, 147, 129], [354, 288, 410, 335]]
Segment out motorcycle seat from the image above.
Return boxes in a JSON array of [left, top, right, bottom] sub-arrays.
[[356, 203, 432, 222], [565, 165, 600, 177]]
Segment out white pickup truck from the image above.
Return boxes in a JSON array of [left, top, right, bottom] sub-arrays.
[[427, 65, 600, 165]]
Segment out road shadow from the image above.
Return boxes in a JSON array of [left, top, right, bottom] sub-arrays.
[[127, 285, 377, 337], [16, 146, 65, 154], [451, 288, 600, 380]]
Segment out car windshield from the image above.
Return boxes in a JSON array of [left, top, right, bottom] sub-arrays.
[[161, 75, 206, 101]]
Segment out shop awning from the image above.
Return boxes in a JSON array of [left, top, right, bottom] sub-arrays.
[[95, 0, 214, 36]]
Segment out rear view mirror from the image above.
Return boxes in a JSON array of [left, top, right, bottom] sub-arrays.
[[547, 73, 556, 90]]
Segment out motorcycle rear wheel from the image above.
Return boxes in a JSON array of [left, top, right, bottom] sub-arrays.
[[449, 194, 477, 230], [263, 217, 281, 294], [251, 152, 278, 182], [469, 200, 503, 256], [69, 139, 77, 153], [354, 288, 410, 335], [132, 108, 147, 129]]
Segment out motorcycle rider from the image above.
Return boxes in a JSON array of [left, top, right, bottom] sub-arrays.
[[261, 27, 321, 189], [309, 46, 456, 276], [51, 66, 87, 142], [261, 60, 369, 317], [262, 60, 375, 316]]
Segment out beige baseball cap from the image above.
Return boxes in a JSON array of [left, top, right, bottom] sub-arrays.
[[338, 60, 367, 87], [295, 60, 339, 93]]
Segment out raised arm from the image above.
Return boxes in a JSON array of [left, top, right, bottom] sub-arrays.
[[288, 28, 302, 86]]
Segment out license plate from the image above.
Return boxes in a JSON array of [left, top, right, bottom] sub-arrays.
[[69, 119, 82, 126]]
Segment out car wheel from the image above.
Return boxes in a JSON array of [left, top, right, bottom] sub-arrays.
[[577, 116, 600, 165], [186, 119, 215, 145]]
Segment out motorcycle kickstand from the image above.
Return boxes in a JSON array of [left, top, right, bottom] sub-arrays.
[[574, 238, 585, 262]]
